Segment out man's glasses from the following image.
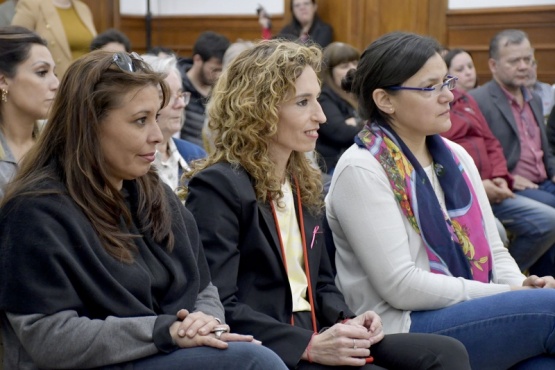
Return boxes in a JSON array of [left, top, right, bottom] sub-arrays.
[[387, 76, 458, 97], [112, 52, 142, 72]]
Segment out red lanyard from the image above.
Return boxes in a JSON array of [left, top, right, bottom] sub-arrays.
[[269, 176, 318, 333]]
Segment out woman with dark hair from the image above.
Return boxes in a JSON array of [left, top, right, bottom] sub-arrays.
[[259, 0, 333, 48], [185, 39, 471, 370], [0, 50, 287, 370], [0, 26, 58, 198], [443, 48, 477, 92], [327, 31, 555, 369], [317, 41, 361, 174]]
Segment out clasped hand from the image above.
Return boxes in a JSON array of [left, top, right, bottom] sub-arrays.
[[303, 310, 384, 366], [170, 309, 259, 349]]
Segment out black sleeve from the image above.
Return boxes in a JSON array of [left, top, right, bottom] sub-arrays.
[[186, 166, 313, 368]]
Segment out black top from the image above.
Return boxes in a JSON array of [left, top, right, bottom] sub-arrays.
[[277, 15, 333, 48], [186, 162, 354, 368], [0, 176, 212, 352], [316, 85, 361, 173]]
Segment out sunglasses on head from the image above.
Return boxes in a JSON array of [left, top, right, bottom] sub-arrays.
[[112, 52, 143, 72]]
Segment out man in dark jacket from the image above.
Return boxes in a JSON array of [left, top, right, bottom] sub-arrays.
[[177, 31, 230, 147]]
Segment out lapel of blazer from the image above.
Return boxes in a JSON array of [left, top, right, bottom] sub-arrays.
[[529, 93, 545, 128], [42, 0, 71, 60], [73, 0, 97, 36], [489, 81, 520, 137], [258, 201, 283, 261]]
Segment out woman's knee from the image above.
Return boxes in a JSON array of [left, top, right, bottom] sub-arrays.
[[416, 334, 470, 370]]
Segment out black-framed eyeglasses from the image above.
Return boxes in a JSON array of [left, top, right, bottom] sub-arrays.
[[112, 52, 142, 72], [387, 75, 458, 97]]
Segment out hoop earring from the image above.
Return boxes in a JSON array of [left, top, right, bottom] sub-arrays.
[[1, 89, 7, 103]]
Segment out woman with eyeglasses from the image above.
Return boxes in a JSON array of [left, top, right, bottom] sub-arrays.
[[0, 50, 287, 370], [326, 31, 555, 369], [185, 39, 471, 370], [142, 54, 206, 190]]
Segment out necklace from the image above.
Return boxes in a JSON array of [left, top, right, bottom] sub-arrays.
[[429, 162, 447, 212]]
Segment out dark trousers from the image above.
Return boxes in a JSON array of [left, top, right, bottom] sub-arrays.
[[297, 333, 470, 370]]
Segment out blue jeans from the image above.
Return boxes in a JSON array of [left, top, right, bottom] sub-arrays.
[[121, 342, 287, 370], [517, 179, 555, 208], [492, 194, 555, 274], [409, 289, 555, 370]]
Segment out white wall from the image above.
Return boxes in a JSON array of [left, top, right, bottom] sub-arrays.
[[120, 0, 284, 16], [449, 0, 555, 9]]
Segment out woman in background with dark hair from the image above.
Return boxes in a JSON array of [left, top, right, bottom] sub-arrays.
[[327, 31, 555, 369], [0, 50, 286, 370], [0, 26, 58, 198], [259, 0, 333, 47], [317, 41, 361, 174], [443, 48, 477, 92]]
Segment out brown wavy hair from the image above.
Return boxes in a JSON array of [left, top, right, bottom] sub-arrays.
[[183, 39, 324, 213], [2, 51, 171, 263]]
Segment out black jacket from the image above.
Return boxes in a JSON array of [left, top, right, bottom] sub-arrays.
[[317, 85, 361, 173], [277, 15, 333, 48], [177, 57, 207, 147], [186, 162, 354, 368]]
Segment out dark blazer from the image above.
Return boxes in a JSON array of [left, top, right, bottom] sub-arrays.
[[277, 15, 333, 48], [186, 162, 354, 368], [469, 80, 555, 178], [546, 104, 555, 155]]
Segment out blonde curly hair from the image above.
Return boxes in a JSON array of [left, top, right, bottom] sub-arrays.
[[183, 39, 324, 213]]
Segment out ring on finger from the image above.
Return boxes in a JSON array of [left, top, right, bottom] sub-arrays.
[[353, 338, 357, 350], [211, 327, 228, 340]]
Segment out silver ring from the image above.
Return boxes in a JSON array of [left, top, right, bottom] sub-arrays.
[[211, 327, 228, 340], [353, 339, 357, 350]]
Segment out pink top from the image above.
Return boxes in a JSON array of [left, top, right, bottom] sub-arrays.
[[501, 86, 547, 183]]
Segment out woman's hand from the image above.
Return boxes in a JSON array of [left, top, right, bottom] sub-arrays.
[[522, 275, 555, 289], [345, 310, 385, 345], [175, 309, 222, 338], [301, 323, 373, 366], [170, 309, 261, 349]]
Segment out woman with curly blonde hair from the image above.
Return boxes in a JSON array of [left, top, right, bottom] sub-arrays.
[[184, 39, 470, 370]]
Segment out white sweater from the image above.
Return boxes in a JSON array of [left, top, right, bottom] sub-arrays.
[[326, 139, 526, 334]]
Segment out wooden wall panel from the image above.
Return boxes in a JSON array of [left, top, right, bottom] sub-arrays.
[[446, 5, 555, 84], [80, 0, 554, 84], [80, 0, 120, 32], [116, 0, 449, 57]]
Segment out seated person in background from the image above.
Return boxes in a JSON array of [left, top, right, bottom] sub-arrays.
[[142, 54, 206, 190], [0, 50, 287, 370], [259, 0, 333, 48], [90, 28, 131, 53], [442, 80, 555, 276], [177, 31, 230, 147], [0, 26, 59, 198], [327, 31, 555, 369], [147, 46, 177, 58], [202, 40, 255, 154], [185, 39, 471, 370], [470, 30, 555, 208], [317, 41, 362, 174], [526, 59, 554, 123], [444, 48, 478, 92]]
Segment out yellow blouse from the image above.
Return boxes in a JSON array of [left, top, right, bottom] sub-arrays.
[[55, 5, 93, 61]]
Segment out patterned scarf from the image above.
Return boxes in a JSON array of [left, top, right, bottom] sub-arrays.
[[355, 122, 492, 282]]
